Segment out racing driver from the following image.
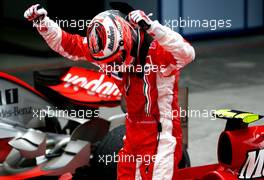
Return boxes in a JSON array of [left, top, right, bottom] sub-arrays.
[[24, 4, 195, 180]]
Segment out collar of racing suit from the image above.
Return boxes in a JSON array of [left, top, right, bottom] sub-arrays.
[[128, 28, 154, 77]]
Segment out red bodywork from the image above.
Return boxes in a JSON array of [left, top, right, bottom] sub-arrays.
[[0, 138, 12, 163], [0, 166, 48, 180], [175, 125, 264, 180], [49, 67, 121, 107]]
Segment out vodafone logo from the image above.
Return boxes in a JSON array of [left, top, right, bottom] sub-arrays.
[[62, 73, 121, 97]]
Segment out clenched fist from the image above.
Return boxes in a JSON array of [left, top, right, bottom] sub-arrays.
[[24, 4, 47, 22], [128, 10, 153, 30]]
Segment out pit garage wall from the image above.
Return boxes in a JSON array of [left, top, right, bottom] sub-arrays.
[[161, 0, 264, 37]]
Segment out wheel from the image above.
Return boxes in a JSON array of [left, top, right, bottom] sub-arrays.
[[90, 125, 125, 180], [178, 147, 191, 169]]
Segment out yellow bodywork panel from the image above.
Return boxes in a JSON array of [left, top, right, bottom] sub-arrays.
[[214, 109, 261, 124]]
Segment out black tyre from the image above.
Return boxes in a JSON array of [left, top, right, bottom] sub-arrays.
[[90, 125, 125, 180]]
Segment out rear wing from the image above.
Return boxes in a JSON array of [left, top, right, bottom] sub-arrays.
[[213, 109, 264, 131]]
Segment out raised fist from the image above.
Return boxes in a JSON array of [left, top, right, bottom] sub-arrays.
[[24, 4, 47, 22], [128, 10, 153, 30]]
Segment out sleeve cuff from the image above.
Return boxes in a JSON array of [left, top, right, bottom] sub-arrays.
[[36, 16, 60, 35], [147, 20, 167, 40]]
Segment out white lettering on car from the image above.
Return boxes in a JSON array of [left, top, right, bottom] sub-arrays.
[[239, 149, 264, 179], [62, 73, 121, 96]]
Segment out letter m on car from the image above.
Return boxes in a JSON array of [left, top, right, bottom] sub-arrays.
[[239, 149, 264, 179]]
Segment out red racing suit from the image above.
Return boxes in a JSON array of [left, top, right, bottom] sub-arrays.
[[37, 17, 195, 180]]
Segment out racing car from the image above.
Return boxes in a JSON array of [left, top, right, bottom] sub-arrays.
[[0, 68, 124, 179]]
